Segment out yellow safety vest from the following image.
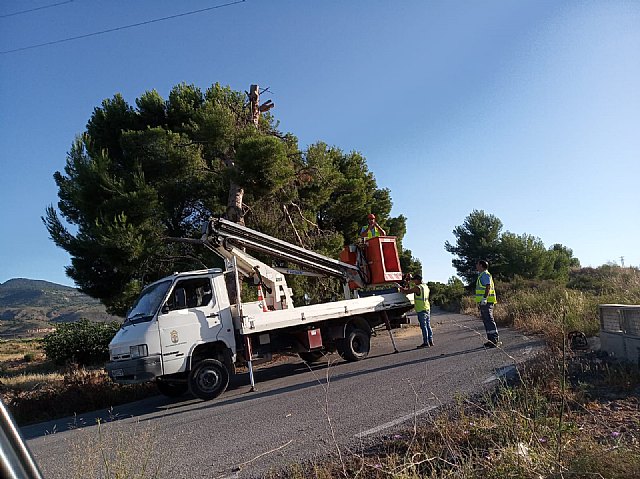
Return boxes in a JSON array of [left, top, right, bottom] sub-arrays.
[[414, 283, 430, 312], [361, 225, 381, 239], [475, 271, 497, 303]]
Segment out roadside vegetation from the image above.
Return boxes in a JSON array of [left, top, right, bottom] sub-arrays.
[[269, 264, 640, 479], [1, 265, 638, 478], [270, 351, 639, 478], [0, 326, 155, 425]]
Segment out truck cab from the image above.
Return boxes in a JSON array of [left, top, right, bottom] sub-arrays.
[[106, 268, 236, 398]]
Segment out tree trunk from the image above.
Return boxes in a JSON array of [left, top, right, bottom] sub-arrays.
[[226, 182, 244, 224], [225, 85, 264, 225], [249, 84, 260, 127]]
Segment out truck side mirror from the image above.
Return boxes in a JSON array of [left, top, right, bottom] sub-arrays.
[[161, 304, 170, 315]]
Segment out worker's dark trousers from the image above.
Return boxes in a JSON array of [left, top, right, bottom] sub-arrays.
[[479, 303, 499, 342]]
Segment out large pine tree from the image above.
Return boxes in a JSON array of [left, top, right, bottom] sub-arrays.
[[44, 83, 420, 314]]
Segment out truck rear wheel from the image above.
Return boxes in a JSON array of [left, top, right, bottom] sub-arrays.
[[338, 327, 370, 362], [156, 379, 188, 398], [298, 351, 324, 364], [188, 358, 229, 400]]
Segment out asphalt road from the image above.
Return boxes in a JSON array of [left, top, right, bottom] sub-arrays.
[[24, 309, 544, 478]]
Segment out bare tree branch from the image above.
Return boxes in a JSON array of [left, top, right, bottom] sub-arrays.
[[282, 204, 305, 247], [290, 201, 320, 232]]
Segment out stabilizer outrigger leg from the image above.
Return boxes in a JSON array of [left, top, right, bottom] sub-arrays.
[[382, 310, 399, 353], [244, 335, 257, 392]]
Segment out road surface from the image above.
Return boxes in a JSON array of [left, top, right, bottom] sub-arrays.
[[24, 309, 543, 478]]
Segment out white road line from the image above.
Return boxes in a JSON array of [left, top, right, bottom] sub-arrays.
[[355, 406, 437, 438], [218, 473, 240, 479], [483, 365, 516, 384]]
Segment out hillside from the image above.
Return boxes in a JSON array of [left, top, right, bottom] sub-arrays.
[[0, 278, 121, 337]]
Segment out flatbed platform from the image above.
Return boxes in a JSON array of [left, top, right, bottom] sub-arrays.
[[236, 292, 413, 334]]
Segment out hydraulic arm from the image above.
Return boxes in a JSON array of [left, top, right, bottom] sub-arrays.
[[200, 217, 369, 294]]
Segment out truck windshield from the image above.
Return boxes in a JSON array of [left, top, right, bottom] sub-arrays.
[[124, 280, 171, 326]]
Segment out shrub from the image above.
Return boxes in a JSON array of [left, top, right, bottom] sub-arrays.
[[43, 320, 121, 366], [461, 276, 602, 345], [568, 265, 640, 298], [428, 277, 465, 311], [23, 353, 35, 362]]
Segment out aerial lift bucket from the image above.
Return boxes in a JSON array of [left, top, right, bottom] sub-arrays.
[[340, 236, 403, 288]]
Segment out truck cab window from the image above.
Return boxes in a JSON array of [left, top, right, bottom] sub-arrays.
[[125, 279, 171, 325], [167, 278, 214, 311]]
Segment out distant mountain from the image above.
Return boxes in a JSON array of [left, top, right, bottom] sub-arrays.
[[0, 278, 121, 337]]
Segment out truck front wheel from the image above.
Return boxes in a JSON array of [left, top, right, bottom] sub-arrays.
[[188, 358, 230, 400], [338, 327, 370, 362]]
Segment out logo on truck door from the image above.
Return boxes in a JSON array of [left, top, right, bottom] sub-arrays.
[[170, 330, 179, 344]]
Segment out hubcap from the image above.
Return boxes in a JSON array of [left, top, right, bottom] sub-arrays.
[[198, 368, 221, 392], [352, 332, 368, 355]]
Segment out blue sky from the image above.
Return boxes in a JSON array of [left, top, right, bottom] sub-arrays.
[[1, 0, 638, 287]]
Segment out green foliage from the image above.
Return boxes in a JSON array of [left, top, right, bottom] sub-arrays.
[[45, 82, 419, 312], [497, 232, 551, 280], [23, 353, 35, 362], [428, 276, 465, 311], [444, 210, 503, 284], [43, 320, 121, 365], [233, 135, 293, 194], [547, 243, 581, 281], [446, 210, 580, 285]]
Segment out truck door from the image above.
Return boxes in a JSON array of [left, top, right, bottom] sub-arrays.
[[158, 276, 222, 376]]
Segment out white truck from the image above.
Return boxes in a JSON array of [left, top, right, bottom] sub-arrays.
[[106, 218, 413, 400]]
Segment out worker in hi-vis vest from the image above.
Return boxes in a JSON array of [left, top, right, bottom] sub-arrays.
[[401, 273, 433, 348], [475, 260, 501, 348], [360, 213, 386, 239]]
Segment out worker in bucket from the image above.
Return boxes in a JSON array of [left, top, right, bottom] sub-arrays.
[[400, 273, 433, 348], [360, 213, 386, 239]]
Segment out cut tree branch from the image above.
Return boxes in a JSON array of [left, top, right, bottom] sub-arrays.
[[283, 204, 304, 246]]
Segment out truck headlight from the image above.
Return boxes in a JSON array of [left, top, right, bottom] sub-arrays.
[[129, 344, 148, 359]]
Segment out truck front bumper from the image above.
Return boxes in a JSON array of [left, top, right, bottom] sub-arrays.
[[106, 355, 162, 384]]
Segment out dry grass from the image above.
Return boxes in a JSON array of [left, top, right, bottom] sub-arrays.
[[3, 366, 157, 425], [268, 272, 640, 478], [0, 338, 44, 362], [1, 338, 62, 392], [1, 371, 65, 390], [268, 348, 640, 479], [56, 420, 165, 479], [0, 343, 157, 425], [461, 284, 601, 346]]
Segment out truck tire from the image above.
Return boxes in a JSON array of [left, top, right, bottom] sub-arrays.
[[156, 379, 188, 398], [338, 327, 370, 362], [298, 351, 324, 364], [188, 358, 229, 400]]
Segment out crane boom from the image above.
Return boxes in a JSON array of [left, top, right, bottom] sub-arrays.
[[201, 218, 367, 288]]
